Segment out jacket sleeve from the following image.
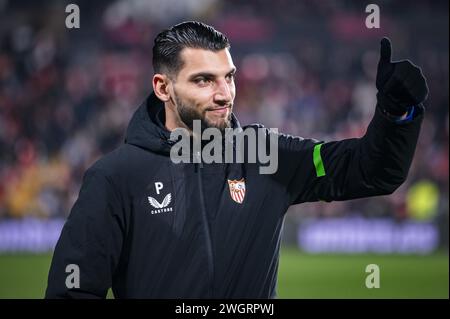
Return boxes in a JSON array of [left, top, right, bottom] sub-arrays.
[[45, 167, 124, 298], [275, 105, 424, 205]]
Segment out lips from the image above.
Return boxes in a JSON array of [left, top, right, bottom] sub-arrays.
[[207, 106, 230, 114]]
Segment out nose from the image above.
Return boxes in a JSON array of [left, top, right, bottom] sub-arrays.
[[213, 79, 233, 106]]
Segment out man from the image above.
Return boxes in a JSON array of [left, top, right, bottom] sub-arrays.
[[46, 21, 428, 298]]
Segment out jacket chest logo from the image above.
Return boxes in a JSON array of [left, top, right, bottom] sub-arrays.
[[228, 178, 246, 204], [148, 182, 173, 214]]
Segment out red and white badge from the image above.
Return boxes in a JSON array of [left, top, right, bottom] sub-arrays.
[[227, 179, 246, 204]]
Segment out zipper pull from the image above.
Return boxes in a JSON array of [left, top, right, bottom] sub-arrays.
[[195, 151, 203, 169]]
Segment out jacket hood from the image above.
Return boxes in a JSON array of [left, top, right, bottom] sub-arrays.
[[125, 92, 241, 155]]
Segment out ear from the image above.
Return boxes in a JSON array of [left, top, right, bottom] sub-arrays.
[[152, 74, 172, 102]]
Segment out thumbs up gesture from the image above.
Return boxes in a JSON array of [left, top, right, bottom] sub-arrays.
[[376, 37, 429, 116]]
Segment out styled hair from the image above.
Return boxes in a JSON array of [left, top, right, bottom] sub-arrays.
[[152, 21, 230, 77]]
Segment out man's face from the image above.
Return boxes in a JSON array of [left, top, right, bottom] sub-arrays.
[[170, 48, 236, 131]]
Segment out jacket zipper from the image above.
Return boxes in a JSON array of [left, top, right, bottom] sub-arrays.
[[196, 152, 214, 297]]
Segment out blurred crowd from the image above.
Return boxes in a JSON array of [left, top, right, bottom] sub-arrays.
[[0, 0, 448, 239]]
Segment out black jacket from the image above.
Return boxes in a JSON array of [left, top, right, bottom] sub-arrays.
[[45, 93, 424, 298]]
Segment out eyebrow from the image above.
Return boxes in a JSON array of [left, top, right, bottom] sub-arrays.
[[188, 67, 237, 81]]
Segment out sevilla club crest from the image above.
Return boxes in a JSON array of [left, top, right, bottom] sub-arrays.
[[227, 179, 246, 204]]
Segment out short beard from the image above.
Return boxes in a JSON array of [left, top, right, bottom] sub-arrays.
[[174, 93, 232, 132]]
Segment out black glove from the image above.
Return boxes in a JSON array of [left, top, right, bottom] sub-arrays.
[[376, 37, 429, 116]]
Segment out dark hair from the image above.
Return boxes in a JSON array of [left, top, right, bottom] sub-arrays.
[[152, 21, 230, 77]]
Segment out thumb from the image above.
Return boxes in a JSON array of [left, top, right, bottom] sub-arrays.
[[379, 37, 392, 66]]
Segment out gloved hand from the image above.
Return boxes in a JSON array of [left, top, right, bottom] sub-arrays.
[[376, 37, 429, 116]]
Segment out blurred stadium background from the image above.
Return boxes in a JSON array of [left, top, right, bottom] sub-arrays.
[[0, 0, 448, 298]]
